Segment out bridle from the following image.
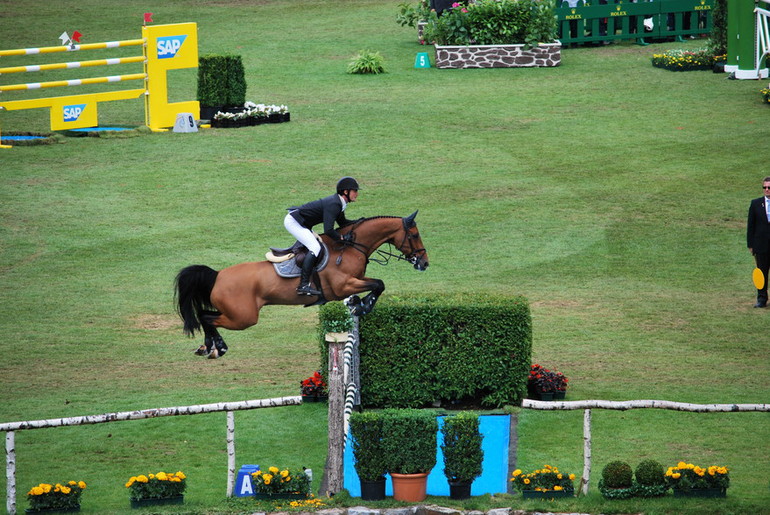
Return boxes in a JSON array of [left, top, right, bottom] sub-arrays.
[[337, 218, 426, 267]]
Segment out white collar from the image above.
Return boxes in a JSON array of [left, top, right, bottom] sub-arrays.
[[339, 194, 348, 211]]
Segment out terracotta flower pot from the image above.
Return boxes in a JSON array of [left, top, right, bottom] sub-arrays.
[[390, 472, 428, 502]]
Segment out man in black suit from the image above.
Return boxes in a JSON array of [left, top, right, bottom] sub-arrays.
[[746, 176, 770, 307]]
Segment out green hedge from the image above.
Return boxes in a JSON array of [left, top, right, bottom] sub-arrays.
[[196, 54, 246, 107], [357, 294, 531, 408]]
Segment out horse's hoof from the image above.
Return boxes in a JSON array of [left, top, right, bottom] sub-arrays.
[[194, 345, 209, 356], [208, 347, 219, 359]]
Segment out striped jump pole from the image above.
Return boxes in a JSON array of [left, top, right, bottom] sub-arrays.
[[0, 22, 199, 144]]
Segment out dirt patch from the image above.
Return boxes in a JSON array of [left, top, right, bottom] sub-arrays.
[[132, 313, 179, 330]]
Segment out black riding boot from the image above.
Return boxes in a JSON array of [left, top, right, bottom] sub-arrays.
[[297, 252, 321, 296]]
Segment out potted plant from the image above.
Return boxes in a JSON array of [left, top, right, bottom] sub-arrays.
[[633, 459, 668, 497], [197, 54, 247, 120], [528, 364, 568, 400], [349, 411, 388, 500], [251, 466, 311, 499], [510, 464, 575, 499], [125, 471, 186, 508], [665, 461, 730, 497], [381, 408, 438, 502], [300, 371, 328, 402], [422, 0, 562, 69], [319, 301, 354, 342], [598, 460, 635, 500], [441, 412, 483, 500], [26, 480, 86, 513]]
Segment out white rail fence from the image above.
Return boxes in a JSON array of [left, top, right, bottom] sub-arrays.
[[1, 396, 302, 515], [522, 399, 770, 495]]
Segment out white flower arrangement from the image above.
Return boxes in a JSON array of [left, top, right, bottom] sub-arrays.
[[213, 102, 290, 123]]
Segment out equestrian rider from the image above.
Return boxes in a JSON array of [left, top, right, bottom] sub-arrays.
[[285, 177, 360, 296]]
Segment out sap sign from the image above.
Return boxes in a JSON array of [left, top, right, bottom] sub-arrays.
[[157, 35, 187, 59], [63, 104, 87, 122]]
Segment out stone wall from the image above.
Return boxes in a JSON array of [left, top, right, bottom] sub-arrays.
[[434, 43, 561, 69]]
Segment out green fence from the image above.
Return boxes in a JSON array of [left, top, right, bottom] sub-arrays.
[[556, 0, 714, 45]]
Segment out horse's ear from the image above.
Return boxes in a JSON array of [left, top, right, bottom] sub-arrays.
[[403, 210, 418, 229]]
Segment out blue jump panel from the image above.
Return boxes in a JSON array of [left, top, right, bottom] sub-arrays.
[[344, 414, 510, 497]]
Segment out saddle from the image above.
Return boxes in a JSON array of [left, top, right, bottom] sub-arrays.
[[266, 236, 330, 278]]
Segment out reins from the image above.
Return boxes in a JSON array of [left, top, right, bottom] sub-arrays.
[[335, 217, 425, 267]]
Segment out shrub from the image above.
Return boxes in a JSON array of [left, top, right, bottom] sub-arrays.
[[357, 294, 531, 408], [441, 412, 484, 483], [423, 0, 558, 48], [381, 408, 437, 474], [350, 411, 388, 482], [665, 462, 730, 491], [197, 54, 246, 107], [347, 50, 386, 75], [635, 459, 665, 486], [251, 466, 310, 496], [634, 459, 668, 498], [602, 461, 633, 489]]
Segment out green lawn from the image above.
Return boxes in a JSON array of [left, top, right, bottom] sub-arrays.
[[1, 0, 769, 514]]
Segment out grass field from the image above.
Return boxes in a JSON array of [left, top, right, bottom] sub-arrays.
[[1, 0, 769, 514]]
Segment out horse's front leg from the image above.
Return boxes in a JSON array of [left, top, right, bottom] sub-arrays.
[[343, 278, 384, 316]]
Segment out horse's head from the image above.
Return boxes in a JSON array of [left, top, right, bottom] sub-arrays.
[[399, 211, 429, 271]]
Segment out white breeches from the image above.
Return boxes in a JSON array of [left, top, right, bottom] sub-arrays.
[[284, 213, 321, 256]]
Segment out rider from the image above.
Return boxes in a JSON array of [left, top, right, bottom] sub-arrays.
[[285, 177, 360, 296]]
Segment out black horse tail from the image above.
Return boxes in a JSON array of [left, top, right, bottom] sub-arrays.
[[174, 265, 219, 337]]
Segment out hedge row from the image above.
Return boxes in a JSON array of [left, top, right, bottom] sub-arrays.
[[320, 294, 531, 408]]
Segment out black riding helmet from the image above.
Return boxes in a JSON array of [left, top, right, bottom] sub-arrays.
[[336, 176, 360, 194]]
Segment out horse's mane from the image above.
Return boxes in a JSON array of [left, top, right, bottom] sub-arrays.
[[340, 215, 402, 228]]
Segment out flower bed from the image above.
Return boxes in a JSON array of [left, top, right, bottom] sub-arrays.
[[27, 481, 86, 513], [125, 471, 186, 502], [212, 102, 290, 128], [510, 464, 576, 498], [665, 461, 729, 495], [527, 363, 568, 399], [251, 466, 311, 498], [651, 49, 725, 71]]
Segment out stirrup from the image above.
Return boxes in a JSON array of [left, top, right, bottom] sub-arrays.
[[297, 284, 321, 296]]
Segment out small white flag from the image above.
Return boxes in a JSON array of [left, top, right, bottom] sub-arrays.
[[59, 31, 71, 46]]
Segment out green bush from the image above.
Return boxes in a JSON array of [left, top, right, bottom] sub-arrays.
[[349, 411, 387, 482], [197, 54, 246, 107], [635, 459, 665, 486], [423, 0, 558, 47], [347, 50, 386, 75], [602, 461, 633, 489], [441, 412, 483, 483], [358, 294, 531, 408], [381, 408, 437, 474]]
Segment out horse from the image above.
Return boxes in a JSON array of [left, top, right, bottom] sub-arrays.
[[174, 211, 428, 358]]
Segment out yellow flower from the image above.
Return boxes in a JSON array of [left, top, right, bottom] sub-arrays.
[[149, 473, 155, 479], [554, 485, 563, 491], [672, 473, 681, 479], [569, 474, 575, 480], [252, 470, 262, 477], [157, 472, 168, 481], [263, 474, 273, 485], [30, 486, 44, 496], [68, 481, 77, 486], [170, 477, 181, 482], [677, 461, 687, 469], [523, 478, 530, 485], [269, 466, 280, 474], [512, 469, 522, 477], [41, 484, 52, 493], [61, 486, 71, 495], [694, 466, 705, 476], [175, 471, 186, 480], [137, 475, 149, 483], [557, 474, 563, 479], [281, 469, 290, 478], [78, 481, 86, 489]]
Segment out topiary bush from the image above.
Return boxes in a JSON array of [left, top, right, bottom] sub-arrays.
[[633, 459, 668, 497], [598, 460, 635, 500], [349, 411, 387, 482], [356, 293, 531, 408], [197, 54, 246, 108], [381, 408, 437, 475], [441, 412, 484, 483], [602, 461, 633, 488]]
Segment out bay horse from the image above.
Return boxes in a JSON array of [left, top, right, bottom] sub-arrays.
[[174, 211, 428, 358]]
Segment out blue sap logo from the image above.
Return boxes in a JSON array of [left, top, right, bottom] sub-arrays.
[[156, 35, 187, 59], [63, 104, 87, 122]]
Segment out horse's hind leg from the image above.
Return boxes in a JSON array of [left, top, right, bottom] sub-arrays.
[[194, 311, 228, 359]]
